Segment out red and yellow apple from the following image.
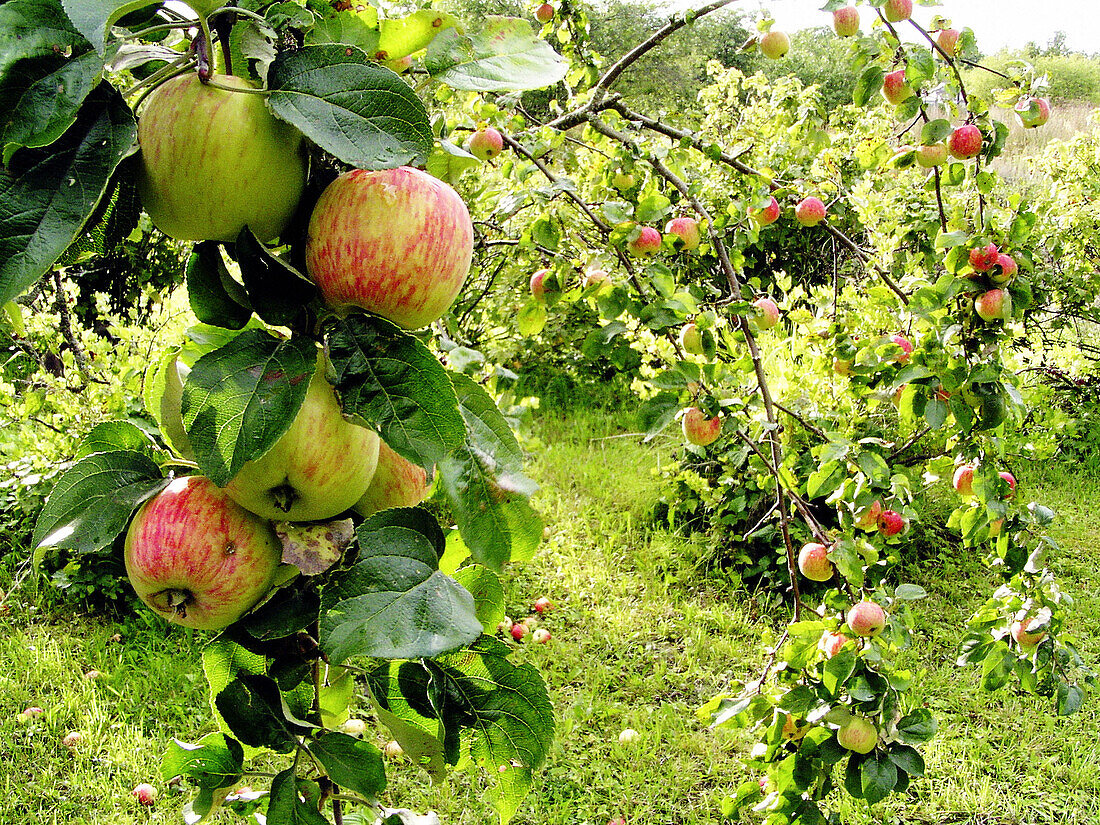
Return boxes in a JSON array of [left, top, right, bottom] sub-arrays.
[[846, 600, 886, 637], [795, 197, 826, 227], [797, 542, 833, 582], [837, 717, 878, 754], [759, 30, 790, 59], [628, 226, 662, 256], [351, 441, 431, 517], [882, 69, 913, 105], [682, 407, 722, 446], [948, 125, 983, 160], [664, 217, 701, 251], [883, 0, 912, 23], [833, 6, 860, 37], [467, 126, 504, 161], [753, 297, 781, 330], [754, 196, 781, 227]]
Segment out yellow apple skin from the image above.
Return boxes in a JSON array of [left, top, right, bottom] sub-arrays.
[[352, 441, 431, 517]]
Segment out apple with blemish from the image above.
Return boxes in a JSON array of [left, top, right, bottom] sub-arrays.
[[534, 596, 554, 613], [795, 197, 826, 227], [947, 125, 983, 160], [837, 717, 878, 754], [511, 622, 530, 641], [305, 166, 474, 329], [999, 471, 1016, 497], [682, 407, 722, 446], [991, 254, 1017, 285], [846, 600, 887, 637], [352, 441, 430, 518], [974, 289, 1011, 322], [877, 509, 906, 537], [532, 628, 552, 644], [833, 6, 859, 37], [759, 30, 790, 59], [1010, 617, 1046, 650], [969, 243, 999, 272], [628, 226, 662, 256], [797, 542, 833, 582], [467, 126, 504, 161], [833, 358, 853, 377], [664, 217, 701, 251]]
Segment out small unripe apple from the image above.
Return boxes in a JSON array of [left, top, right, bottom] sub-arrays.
[[855, 500, 883, 530], [794, 197, 826, 227], [339, 718, 367, 737], [1015, 97, 1051, 129], [754, 196, 781, 227], [611, 171, 635, 191], [628, 226, 662, 257], [534, 2, 554, 24], [84, 669, 102, 680], [511, 622, 530, 641], [991, 253, 1017, 284], [947, 125, 983, 160], [797, 542, 833, 582], [846, 600, 886, 637], [384, 740, 404, 758], [759, 30, 791, 60], [915, 143, 948, 167], [753, 297, 781, 330], [532, 628, 552, 644], [534, 596, 554, 613], [681, 407, 721, 446], [583, 268, 610, 289], [890, 334, 913, 363], [132, 784, 157, 806], [837, 717, 878, 753], [679, 322, 704, 355], [883, 0, 912, 23], [969, 243, 999, 272], [833, 6, 860, 37], [498, 616, 514, 635], [974, 289, 1011, 322], [664, 217, 701, 251], [1010, 617, 1047, 650], [999, 471, 1016, 497], [467, 126, 504, 161], [882, 69, 913, 105], [62, 731, 83, 749], [818, 631, 848, 658], [877, 509, 906, 537], [618, 728, 639, 745], [936, 28, 960, 57], [953, 464, 976, 496]]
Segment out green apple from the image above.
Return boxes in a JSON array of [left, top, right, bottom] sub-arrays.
[[837, 717, 878, 754], [137, 73, 307, 243]]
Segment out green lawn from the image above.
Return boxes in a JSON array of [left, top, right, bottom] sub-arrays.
[[3, 407, 1098, 824]]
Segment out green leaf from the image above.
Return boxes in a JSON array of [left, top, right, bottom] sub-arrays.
[[308, 731, 386, 799], [638, 392, 680, 442], [326, 314, 465, 469], [319, 508, 482, 662], [0, 0, 89, 84], [0, 81, 135, 306], [214, 674, 310, 753], [268, 44, 432, 170], [979, 642, 1015, 691], [822, 645, 857, 697], [453, 563, 506, 633], [186, 242, 252, 330], [807, 460, 845, 499], [860, 751, 898, 805], [182, 330, 316, 487], [517, 300, 547, 337], [74, 420, 157, 458], [853, 65, 884, 107], [886, 744, 925, 777], [920, 119, 952, 145], [31, 450, 165, 560], [162, 733, 244, 790], [895, 708, 937, 745], [1056, 682, 1085, 716], [232, 228, 319, 327], [239, 583, 322, 642], [893, 584, 928, 601], [377, 10, 460, 59], [425, 16, 568, 91], [438, 372, 542, 571], [368, 662, 447, 781], [61, 0, 158, 54], [268, 769, 329, 825]]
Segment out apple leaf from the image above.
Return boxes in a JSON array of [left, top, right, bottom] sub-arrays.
[[60, 0, 157, 55], [424, 16, 568, 91], [268, 769, 329, 825], [182, 330, 317, 487], [0, 0, 89, 84], [238, 583, 321, 642], [0, 81, 135, 307], [275, 519, 354, 577], [367, 663, 448, 782], [186, 242, 252, 331], [438, 372, 542, 572], [326, 314, 465, 469], [307, 731, 387, 800], [215, 673, 313, 753], [31, 450, 166, 564], [231, 228, 318, 328], [318, 507, 483, 662], [73, 420, 158, 458], [268, 44, 432, 170], [162, 733, 244, 790], [452, 563, 506, 634], [378, 10, 460, 59], [860, 751, 898, 806]]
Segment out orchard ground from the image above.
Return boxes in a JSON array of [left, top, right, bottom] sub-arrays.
[[2, 404, 1098, 825]]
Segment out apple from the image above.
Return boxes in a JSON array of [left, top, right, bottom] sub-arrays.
[[530, 268, 559, 303], [608, 819, 627, 825], [384, 740, 404, 758], [511, 622, 530, 641], [759, 30, 790, 59], [339, 718, 367, 737], [628, 226, 662, 256], [137, 73, 307, 243], [225, 362, 380, 522], [947, 125, 983, 160], [18, 706, 44, 722], [467, 126, 504, 161], [753, 297, 781, 330], [618, 728, 639, 745], [682, 407, 721, 446], [991, 253, 1017, 284], [611, 171, 635, 190], [989, 518, 1004, 537], [969, 243, 999, 272], [915, 143, 948, 167], [846, 600, 886, 637], [974, 288, 1011, 322], [664, 217, 701, 251], [534, 2, 554, 23], [532, 628, 552, 644], [890, 334, 913, 363], [953, 464, 976, 496], [534, 596, 554, 613], [937, 27, 960, 57], [882, 0, 912, 23], [1010, 617, 1046, 650], [999, 471, 1016, 497], [679, 322, 704, 355], [1015, 97, 1051, 129], [305, 166, 474, 329], [882, 69, 913, 105], [837, 717, 878, 754], [833, 6, 860, 37], [382, 54, 413, 74], [63, 731, 82, 749], [583, 268, 610, 289], [498, 616, 514, 635], [818, 631, 848, 658], [877, 509, 906, 537], [856, 500, 883, 530], [125, 476, 282, 630], [795, 197, 826, 227], [84, 670, 102, 680], [521, 616, 539, 630], [754, 196, 781, 227], [132, 784, 158, 806], [351, 441, 430, 518], [797, 542, 833, 582]]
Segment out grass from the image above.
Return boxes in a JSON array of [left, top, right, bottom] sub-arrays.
[[988, 100, 1098, 182], [3, 406, 1100, 824]]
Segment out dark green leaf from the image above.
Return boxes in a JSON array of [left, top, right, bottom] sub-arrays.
[[186, 241, 252, 330], [853, 65, 884, 107], [0, 0, 89, 83], [822, 645, 857, 697], [1, 51, 102, 161], [182, 330, 316, 487], [239, 586, 321, 642], [860, 751, 898, 805], [268, 45, 432, 170], [979, 642, 1015, 691], [886, 743, 925, 777], [308, 731, 386, 799], [267, 769, 328, 825], [214, 674, 309, 753], [368, 662, 447, 781], [425, 16, 568, 91], [162, 733, 244, 789], [638, 392, 679, 442], [895, 708, 937, 745], [920, 119, 952, 145], [452, 563, 506, 633], [1056, 682, 1085, 716], [232, 228, 318, 327]]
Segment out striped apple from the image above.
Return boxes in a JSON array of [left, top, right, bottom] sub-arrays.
[[352, 441, 431, 517], [305, 167, 474, 329], [124, 476, 283, 630]]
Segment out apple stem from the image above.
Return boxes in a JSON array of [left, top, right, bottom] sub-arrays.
[[195, 18, 215, 82]]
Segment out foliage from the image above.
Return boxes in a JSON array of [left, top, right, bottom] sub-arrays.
[[965, 50, 1100, 105]]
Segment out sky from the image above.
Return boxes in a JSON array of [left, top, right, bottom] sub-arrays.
[[668, 1, 1100, 54]]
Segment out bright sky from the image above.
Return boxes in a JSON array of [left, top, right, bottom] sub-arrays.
[[668, 1, 1100, 54]]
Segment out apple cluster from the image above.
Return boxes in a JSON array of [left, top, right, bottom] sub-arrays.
[[125, 71, 473, 631]]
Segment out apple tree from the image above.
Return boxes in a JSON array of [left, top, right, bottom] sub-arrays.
[[4, 0, 567, 822]]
